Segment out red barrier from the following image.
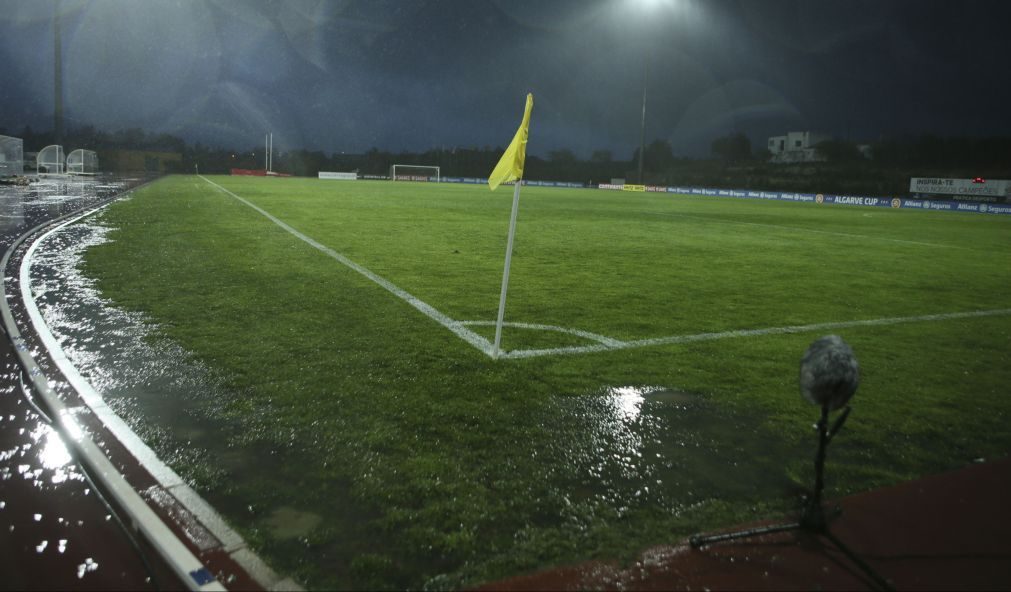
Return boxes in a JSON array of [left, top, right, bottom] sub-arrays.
[[230, 168, 266, 176]]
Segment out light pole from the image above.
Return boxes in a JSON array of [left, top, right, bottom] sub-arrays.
[[632, 0, 662, 185], [54, 0, 63, 146], [637, 60, 647, 184]]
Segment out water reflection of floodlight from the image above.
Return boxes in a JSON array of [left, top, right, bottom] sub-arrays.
[[689, 335, 893, 591]]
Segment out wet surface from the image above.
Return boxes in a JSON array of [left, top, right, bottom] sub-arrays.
[[265, 507, 323, 540], [0, 355, 158, 590], [17, 218, 809, 587], [14, 179, 803, 589], [29, 220, 236, 488], [482, 455, 1011, 591], [0, 176, 178, 590], [543, 385, 802, 514]]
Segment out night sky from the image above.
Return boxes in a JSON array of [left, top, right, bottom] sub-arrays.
[[1, 0, 1010, 158]]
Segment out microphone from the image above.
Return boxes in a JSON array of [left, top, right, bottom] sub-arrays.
[[799, 335, 860, 411]]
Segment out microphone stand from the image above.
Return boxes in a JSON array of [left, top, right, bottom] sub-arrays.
[[689, 405, 893, 591]]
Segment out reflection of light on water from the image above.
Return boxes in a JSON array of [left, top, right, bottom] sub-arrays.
[[575, 386, 676, 488], [30, 423, 73, 470], [604, 385, 672, 424], [608, 386, 645, 422], [40, 431, 72, 471], [77, 557, 99, 579]]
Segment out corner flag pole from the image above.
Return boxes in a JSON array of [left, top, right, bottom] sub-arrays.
[[493, 181, 522, 358], [488, 93, 533, 360]]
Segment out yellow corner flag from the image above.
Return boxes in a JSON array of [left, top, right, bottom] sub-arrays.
[[488, 93, 534, 191]]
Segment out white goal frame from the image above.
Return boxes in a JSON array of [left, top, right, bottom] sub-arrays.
[[37, 144, 66, 175], [390, 164, 440, 183], [67, 149, 99, 175]]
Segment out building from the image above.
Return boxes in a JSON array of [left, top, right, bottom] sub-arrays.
[[767, 131, 831, 163]]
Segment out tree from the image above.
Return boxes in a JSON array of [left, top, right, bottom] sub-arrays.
[[590, 149, 612, 163], [643, 139, 675, 172], [814, 139, 862, 163], [711, 132, 752, 163], [548, 148, 577, 164]]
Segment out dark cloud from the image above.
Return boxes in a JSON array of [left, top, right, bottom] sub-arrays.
[[1, 0, 1009, 157]]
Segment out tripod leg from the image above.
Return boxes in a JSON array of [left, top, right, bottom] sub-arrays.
[[812, 405, 830, 509], [690, 521, 801, 548], [822, 530, 894, 591]]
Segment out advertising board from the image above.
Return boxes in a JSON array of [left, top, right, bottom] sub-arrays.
[[909, 177, 1010, 200], [319, 172, 358, 180]]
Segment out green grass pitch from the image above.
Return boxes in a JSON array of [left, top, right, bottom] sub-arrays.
[[80, 175, 1011, 589]]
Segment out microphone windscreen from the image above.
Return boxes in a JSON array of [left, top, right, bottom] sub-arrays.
[[799, 335, 860, 410]]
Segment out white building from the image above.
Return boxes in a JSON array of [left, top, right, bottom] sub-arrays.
[[767, 131, 831, 163]]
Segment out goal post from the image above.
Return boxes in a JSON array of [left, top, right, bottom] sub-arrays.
[[390, 164, 440, 183], [37, 144, 65, 175], [0, 135, 24, 177], [67, 149, 99, 175]]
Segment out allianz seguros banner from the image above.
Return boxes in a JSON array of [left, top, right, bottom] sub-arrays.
[[590, 183, 1011, 215]]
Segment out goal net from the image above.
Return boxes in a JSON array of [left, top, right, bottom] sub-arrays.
[[390, 164, 440, 183], [67, 149, 99, 175], [37, 144, 65, 175]]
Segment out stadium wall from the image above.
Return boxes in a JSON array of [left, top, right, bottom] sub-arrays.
[[351, 173, 1011, 216]]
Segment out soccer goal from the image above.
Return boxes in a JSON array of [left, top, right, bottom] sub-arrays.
[[0, 135, 24, 177], [390, 164, 440, 183], [67, 149, 99, 175], [37, 144, 65, 175]]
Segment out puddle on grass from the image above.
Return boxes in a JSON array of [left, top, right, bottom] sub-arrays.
[[265, 507, 323, 540], [542, 385, 802, 514], [27, 221, 236, 474], [27, 219, 383, 586]]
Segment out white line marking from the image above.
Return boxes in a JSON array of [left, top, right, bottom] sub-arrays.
[[19, 209, 233, 591], [198, 177, 1011, 361], [645, 210, 966, 250], [460, 320, 625, 347], [501, 308, 1011, 359], [199, 175, 495, 356]]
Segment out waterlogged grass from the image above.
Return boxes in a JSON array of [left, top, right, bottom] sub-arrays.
[[80, 175, 1011, 589]]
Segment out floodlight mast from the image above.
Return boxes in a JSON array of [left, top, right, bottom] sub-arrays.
[[637, 60, 647, 184], [632, 0, 656, 184], [264, 132, 274, 173], [54, 0, 64, 145]]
